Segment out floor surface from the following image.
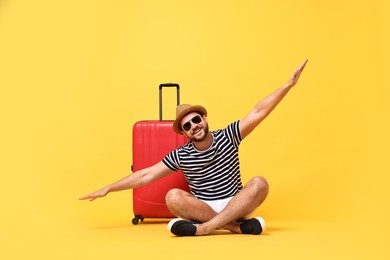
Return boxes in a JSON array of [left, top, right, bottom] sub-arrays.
[[2, 217, 388, 260]]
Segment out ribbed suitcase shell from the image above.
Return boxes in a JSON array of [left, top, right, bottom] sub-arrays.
[[132, 120, 190, 224]]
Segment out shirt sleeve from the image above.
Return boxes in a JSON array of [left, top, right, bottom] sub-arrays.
[[223, 120, 242, 149], [162, 149, 181, 172]]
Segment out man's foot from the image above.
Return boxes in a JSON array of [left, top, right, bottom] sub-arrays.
[[239, 217, 266, 235], [167, 218, 201, 236]]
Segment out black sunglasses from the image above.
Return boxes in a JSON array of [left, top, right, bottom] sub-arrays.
[[182, 115, 202, 132]]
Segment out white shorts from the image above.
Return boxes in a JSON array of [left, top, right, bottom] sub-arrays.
[[200, 197, 233, 213]]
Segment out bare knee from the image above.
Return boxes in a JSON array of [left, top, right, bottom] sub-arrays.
[[165, 188, 195, 213], [165, 188, 195, 218], [165, 188, 184, 207], [254, 176, 269, 191], [248, 176, 269, 198]]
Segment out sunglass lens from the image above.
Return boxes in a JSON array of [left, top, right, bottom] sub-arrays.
[[183, 122, 191, 131], [192, 116, 201, 124]]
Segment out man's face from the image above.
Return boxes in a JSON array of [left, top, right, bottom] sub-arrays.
[[180, 112, 209, 142]]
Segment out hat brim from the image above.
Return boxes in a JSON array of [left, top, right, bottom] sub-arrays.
[[173, 105, 207, 134]]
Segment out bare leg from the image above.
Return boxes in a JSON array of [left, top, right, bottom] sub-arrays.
[[165, 188, 239, 233], [196, 176, 269, 235], [165, 176, 269, 235]]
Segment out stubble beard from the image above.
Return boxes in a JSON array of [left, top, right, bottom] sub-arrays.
[[189, 124, 209, 142]]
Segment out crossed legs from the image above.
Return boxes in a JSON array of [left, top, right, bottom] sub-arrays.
[[165, 176, 269, 235]]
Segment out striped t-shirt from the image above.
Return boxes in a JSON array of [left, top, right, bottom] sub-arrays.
[[162, 121, 243, 201]]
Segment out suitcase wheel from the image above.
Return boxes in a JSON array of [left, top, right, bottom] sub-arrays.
[[132, 215, 144, 225]]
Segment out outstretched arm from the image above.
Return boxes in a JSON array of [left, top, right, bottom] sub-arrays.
[[79, 161, 174, 201], [240, 59, 308, 139]]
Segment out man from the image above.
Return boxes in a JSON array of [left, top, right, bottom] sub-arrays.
[[80, 59, 308, 236]]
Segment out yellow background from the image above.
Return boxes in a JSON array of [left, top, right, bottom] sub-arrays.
[[1, 0, 389, 259]]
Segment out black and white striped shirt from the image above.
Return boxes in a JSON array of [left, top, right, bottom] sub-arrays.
[[162, 121, 243, 201]]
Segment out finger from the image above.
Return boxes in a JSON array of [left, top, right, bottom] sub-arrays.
[[299, 59, 308, 71], [79, 195, 89, 200], [292, 69, 301, 78], [79, 194, 95, 200], [295, 60, 308, 76]]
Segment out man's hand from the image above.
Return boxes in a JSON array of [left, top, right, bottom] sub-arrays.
[[287, 59, 308, 87], [79, 187, 109, 201], [239, 59, 309, 139]]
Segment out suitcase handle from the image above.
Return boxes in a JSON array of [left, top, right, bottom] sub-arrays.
[[159, 83, 180, 121]]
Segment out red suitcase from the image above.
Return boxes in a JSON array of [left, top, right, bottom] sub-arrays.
[[131, 83, 190, 225]]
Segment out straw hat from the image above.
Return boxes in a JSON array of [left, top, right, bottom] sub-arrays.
[[173, 104, 207, 134]]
